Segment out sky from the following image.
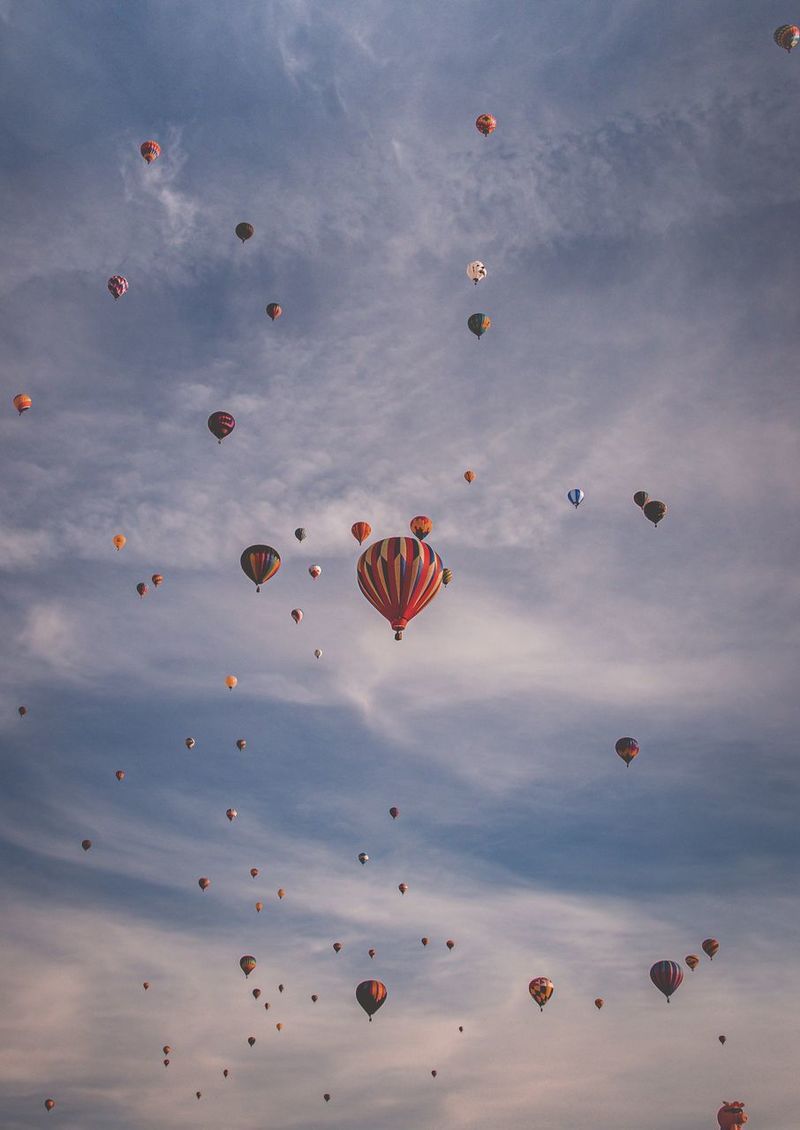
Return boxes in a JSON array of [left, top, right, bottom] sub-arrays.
[[1, 1, 799, 1126]]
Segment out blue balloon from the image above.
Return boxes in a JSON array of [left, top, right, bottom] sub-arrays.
[[567, 488, 584, 509]]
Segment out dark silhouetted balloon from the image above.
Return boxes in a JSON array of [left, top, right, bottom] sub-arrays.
[[235, 222, 254, 243], [649, 960, 683, 1002], [356, 980, 387, 1021], [208, 411, 235, 443]]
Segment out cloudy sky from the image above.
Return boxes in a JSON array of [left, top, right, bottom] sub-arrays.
[[1, 1, 799, 1126]]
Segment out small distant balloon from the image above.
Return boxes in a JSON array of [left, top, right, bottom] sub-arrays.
[[703, 938, 720, 961], [314, 648, 322, 659], [151, 574, 163, 588], [81, 839, 92, 851], [235, 222, 254, 243], [567, 488, 584, 509], [45, 1100, 55, 1112], [198, 877, 210, 891], [475, 113, 496, 136], [356, 979, 387, 1021], [358, 852, 369, 865], [398, 882, 408, 895], [13, 393, 32, 414], [143, 982, 150, 990], [255, 901, 263, 913], [410, 515, 432, 542], [368, 948, 376, 959], [633, 491, 649, 510], [594, 998, 604, 1010], [333, 942, 342, 953], [252, 988, 261, 999], [719, 1035, 726, 1045], [643, 500, 667, 527], [431, 1070, 437, 1079], [421, 937, 429, 946], [112, 534, 126, 551], [240, 955, 257, 978], [323, 1094, 331, 1103], [295, 528, 307, 542], [18, 706, 27, 716], [236, 739, 247, 750], [140, 140, 161, 164], [107, 275, 128, 300], [466, 260, 487, 285], [277, 888, 285, 899], [685, 954, 700, 971], [265, 303, 282, 321], [442, 568, 452, 586], [225, 675, 238, 690], [115, 770, 125, 781], [291, 608, 303, 624], [775, 24, 800, 51], [717, 1101, 748, 1127], [528, 977, 554, 1012], [250, 868, 259, 878], [467, 313, 491, 339], [185, 738, 196, 749], [351, 521, 371, 545], [207, 411, 235, 443], [615, 737, 639, 767], [136, 582, 148, 598], [223, 1069, 229, 1078], [196, 1092, 202, 1101], [446, 939, 455, 951], [248, 1036, 256, 1047], [275, 1023, 283, 1032], [464, 469, 476, 483], [163, 1059, 169, 1067], [162, 1046, 171, 1055], [226, 808, 238, 822], [389, 806, 399, 819], [309, 564, 322, 579], [649, 960, 683, 1002]]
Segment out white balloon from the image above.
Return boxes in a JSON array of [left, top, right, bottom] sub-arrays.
[[466, 260, 487, 284]]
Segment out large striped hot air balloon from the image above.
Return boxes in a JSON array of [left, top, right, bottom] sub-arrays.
[[357, 537, 444, 640], [650, 960, 683, 1002], [240, 545, 281, 592], [356, 980, 387, 1021]]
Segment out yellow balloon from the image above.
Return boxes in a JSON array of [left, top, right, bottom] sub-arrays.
[[225, 675, 238, 690], [112, 534, 126, 551]]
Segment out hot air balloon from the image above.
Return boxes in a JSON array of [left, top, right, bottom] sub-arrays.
[[357, 537, 444, 640], [275, 1023, 283, 1032], [163, 1059, 169, 1067], [594, 998, 604, 1009], [291, 608, 303, 624], [248, 1036, 256, 1047], [185, 738, 196, 749], [458, 1026, 464, 1032], [208, 411, 235, 443], [567, 488, 584, 509], [368, 948, 376, 959], [464, 469, 476, 483], [311, 994, 318, 1002], [143, 982, 150, 990], [115, 770, 125, 781], [475, 113, 496, 136], [314, 648, 322, 659], [703, 938, 720, 961], [225, 675, 238, 690], [140, 140, 161, 164], [324, 1094, 330, 1103], [240, 955, 257, 978], [252, 988, 261, 1000], [398, 882, 408, 895], [235, 222, 254, 243], [358, 852, 369, 865], [277, 888, 285, 899], [18, 706, 27, 716], [409, 515, 433, 541], [351, 521, 371, 545], [45, 1100, 55, 1111], [223, 1069, 229, 1078], [356, 980, 387, 1021], [442, 568, 452, 586], [81, 839, 92, 851], [226, 808, 238, 822], [717, 1101, 748, 1127], [295, 528, 307, 542], [162, 1046, 172, 1057], [431, 1070, 438, 1078], [236, 739, 247, 750], [332, 942, 342, 953], [775, 24, 800, 51], [265, 303, 282, 321], [528, 977, 554, 1012], [13, 393, 31, 414], [719, 1035, 726, 1045], [309, 564, 322, 579], [136, 582, 148, 598], [446, 939, 455, 951], [421, 937, 429, 946], [108, 275, 128, 300], [615, 737, 639, 767], [389, 806, 399, 819], [198, 877, 210, 891], [685, 954, 700, 971], [255, 901, 263, 913], [643, 500, 667, 527], [633, 491, 649, 510], [196, 1092, 202, 1101], [240, 545, 281, 592], [250, 868, 259, 878], [466, 260, 487, 285], [467, 313, 491, 339], [649, 960, 683, 1002]]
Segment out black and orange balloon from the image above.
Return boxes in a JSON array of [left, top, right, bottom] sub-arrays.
[[409, 515, 432, 542], [594, 998, 604, 1009], [255, 901, 263, 913], [464, 469, 476, 483], [351, 522, 372, 545], [241, 545, 281, 592], [615, 737, 639, 767], [140, 140, 161, 164], [237, 739, 247, 750], [357, 536, 444, 640], [277, 888, 285, 899], [252, 988, 261, 1000], [235, 222, 254, 243], [151, 574, 163, 588], [356, 979, 387, 1021], [703, 938, 720, 961], [265, 303, 282, 321], [208, 411, 235, 443], [332, 942, 342, 953], [275, 1023, 283, 1032], [643, 500, 667, 527], [198, 876, 210, 891]]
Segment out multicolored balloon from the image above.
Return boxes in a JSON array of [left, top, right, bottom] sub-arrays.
[[615, 737, 639, 767], [240, 955, 257, 978], [13, 393, 31, 415], [466, 260, 487, 285], [356, 980, 387, 1021], [775, 24, 800, 51], [140, 140, 161, 164], [151, 574, 163, 587], [351, 521, 372, 545], [265, 303, 282, 321], [467, 313, 491, 339], [309, 564, 322, 579], [649, 960, 683, 1002], [685, 954, 700, 971], [291, 608, 303, 624], [357, 536, 444, 640], [208, 411, 235, 443], [136, 582, 148, 598], [442, 568, 452, 586], [409, 515, 432, 541], [240, 545, 281, 592], [703, 938, 720, 961], [528, 977, 554, 1012], [717, 1101, 748, 1127], [475, 114, 496, 136], [107, 275, 128, 300]]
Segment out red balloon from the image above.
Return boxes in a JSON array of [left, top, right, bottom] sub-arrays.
[[357, 537, 443, 640]]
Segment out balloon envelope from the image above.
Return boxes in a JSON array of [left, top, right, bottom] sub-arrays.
[[775, 24, 800, 51], [615, 737, 639, 767], [107, 275, 128, 300], [208, 411, 235, 442], [409, 515, 433, 541], [475, 113, 496, 136], [13, 393, 31, 414], [356, 980, 387, 1020], [466, 260, 487, 284], [649, 960, 683, 1001], [235, 222, 254, 243], [265, 303, 282, 321], [643, 500, 667, 526], [241, 545, 281, 592], [140, 140, 161, 163], [240, 955, 257, 978], [357, 537, 444, 640], [528, 977, 554, 1011], [351, 521, 372, 545], [467, 313, 491, 339], [703, 938, 720, 960]]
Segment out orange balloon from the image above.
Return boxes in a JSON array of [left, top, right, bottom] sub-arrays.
[[112, 534, 126, 551], [225, 675, 238, 690], [351, 521, 372, 545], [464, 470, 476, 483], [13, 393, 32, 414]]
